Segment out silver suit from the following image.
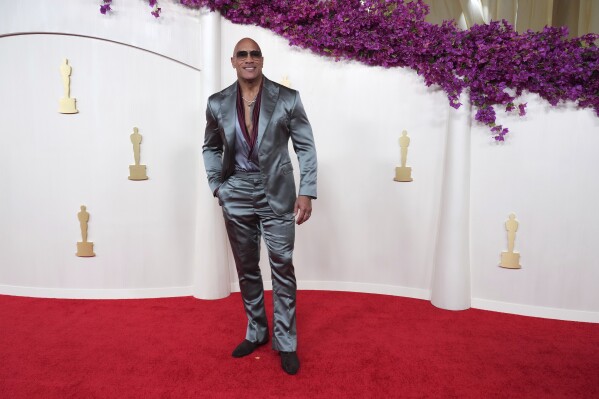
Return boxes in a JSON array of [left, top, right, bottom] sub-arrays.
[[202, 77, 317, 351]]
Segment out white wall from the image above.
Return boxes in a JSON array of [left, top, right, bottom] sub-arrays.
[[470, 95, 599, 319], [0, 0, 202, 298], [0, 0, 202, 69], [1, 1, 598, 322]]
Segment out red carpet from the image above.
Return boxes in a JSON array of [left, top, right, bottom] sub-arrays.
[[1, 291, 598, 398]]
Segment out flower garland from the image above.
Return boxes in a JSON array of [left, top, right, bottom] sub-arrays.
[[103, 0, 599, 140]]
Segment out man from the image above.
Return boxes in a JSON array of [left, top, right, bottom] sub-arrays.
[[202, 38, 317, 375]]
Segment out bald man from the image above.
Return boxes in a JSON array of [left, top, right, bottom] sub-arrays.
[[202, 38, 317, 375]]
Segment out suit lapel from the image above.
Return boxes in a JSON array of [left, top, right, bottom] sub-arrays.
[[256, 77, 279, 149], [220, 84, 237, 147]]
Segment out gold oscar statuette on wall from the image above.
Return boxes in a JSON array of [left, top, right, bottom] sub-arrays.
[[500, 213, 520, 269], [128, 127, 148, 180], [394, 130, 413, 182], [59, 59, 78, 114], [280, 75, 292, 88], [76, 205, 95, 257]]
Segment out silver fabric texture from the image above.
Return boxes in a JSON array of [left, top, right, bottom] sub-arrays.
[[203, 76, 317, 352], [203, 76, 318, 214], [219, 173, 297, 351]]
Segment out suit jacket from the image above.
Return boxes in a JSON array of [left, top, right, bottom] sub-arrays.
[[202, 77, 317, 215]]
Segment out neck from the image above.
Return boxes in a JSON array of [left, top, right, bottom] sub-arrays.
[[238, 75, 263, 95]]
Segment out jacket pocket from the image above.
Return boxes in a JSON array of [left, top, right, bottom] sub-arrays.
[[216, 179, 234, 206]]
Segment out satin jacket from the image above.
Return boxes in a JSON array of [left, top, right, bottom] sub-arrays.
[[202, 77, 317, 215]]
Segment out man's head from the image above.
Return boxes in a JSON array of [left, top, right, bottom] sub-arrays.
[[231, 38, 264, 83]]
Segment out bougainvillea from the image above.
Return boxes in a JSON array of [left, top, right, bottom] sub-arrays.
[[104, 0, 599, 140]]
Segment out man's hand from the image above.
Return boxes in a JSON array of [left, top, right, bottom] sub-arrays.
[[294, 195, 313, 225]]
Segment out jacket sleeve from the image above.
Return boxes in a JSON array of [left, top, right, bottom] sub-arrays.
[[289, 92, 318, 199], [202, 99, 224, 196]]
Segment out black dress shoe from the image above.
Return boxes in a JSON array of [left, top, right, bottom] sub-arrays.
[[280, 351, 300, 375], [231, 339, 268, 358]]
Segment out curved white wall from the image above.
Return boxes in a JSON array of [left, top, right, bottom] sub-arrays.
[[470, 96, 599, 320], [0, 33, 201, 297], [1, 2, 598, 322], [1, 0, 202, 69]]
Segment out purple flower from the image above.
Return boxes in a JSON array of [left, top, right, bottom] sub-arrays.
[[518, 103, 527, 116], [100, 4, 111, 15], [102, 0, 599, 138]]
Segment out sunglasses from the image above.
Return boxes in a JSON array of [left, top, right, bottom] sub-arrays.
[[236, 50, 263, 59]]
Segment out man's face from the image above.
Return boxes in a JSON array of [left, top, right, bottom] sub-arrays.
[[231, 39, 264, 82]]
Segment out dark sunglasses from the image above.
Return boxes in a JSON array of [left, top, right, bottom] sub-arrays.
[[236, 50, 263, 59]]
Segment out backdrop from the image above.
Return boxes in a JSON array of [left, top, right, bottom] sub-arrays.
[[1, 0, 597, 322]]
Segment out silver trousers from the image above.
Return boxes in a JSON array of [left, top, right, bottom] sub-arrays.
[[218, 172, 297, 351]]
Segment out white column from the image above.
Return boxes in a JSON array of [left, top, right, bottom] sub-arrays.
[[459, 0, 487, 26], [431, 96, 472, 310], [192, 11, 231, 299]]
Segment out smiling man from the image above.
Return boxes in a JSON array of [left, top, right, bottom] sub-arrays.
[[202, 38, 317, 375]]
